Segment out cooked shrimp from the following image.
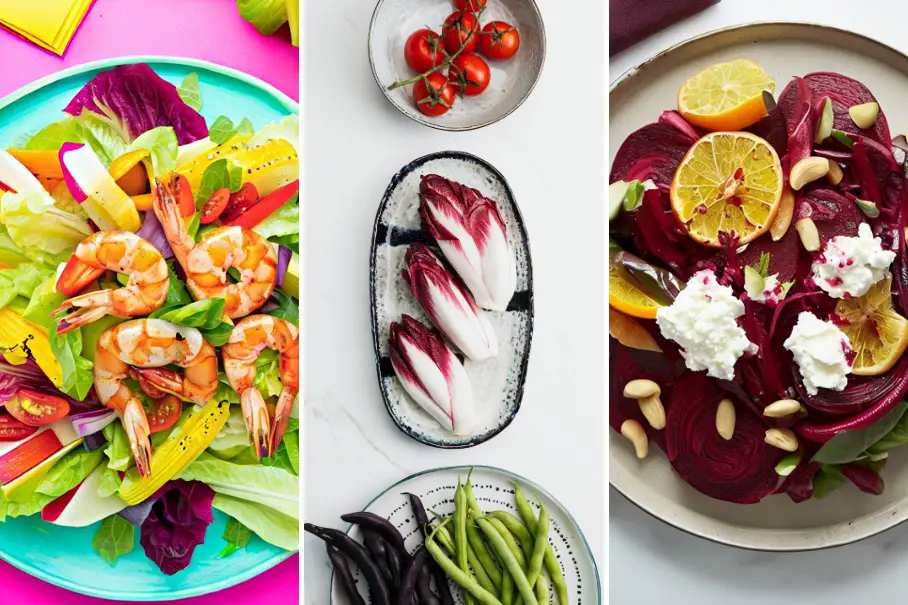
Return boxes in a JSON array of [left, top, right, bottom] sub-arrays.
[[153, 174, 277, 318], [53, 231, 169, 335], [94, 319, 218, 476], [222, 315, 299, 458]]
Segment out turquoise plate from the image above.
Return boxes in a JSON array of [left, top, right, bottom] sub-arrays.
[[0, 57, 298, 601]]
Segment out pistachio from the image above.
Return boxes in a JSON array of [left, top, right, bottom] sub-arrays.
[[849, 102, 880, 129], [790, 156, 830, 190], [770, 186, 795, 241], [764, 428, 799, 452], [715, 398, 736, 441], [623, 379, 660, 400], [638, 394, 666, 430], [621, 419, 649, 459], [762, 399, 802, 418], [795, 217, 821, 252], [826, 161, 843, 186]]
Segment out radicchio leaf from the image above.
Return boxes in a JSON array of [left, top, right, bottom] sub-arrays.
[[139, 479, 215, 575], [64, 64, 208, 145]]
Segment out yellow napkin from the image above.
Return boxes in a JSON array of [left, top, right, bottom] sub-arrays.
[[0, 0, 93, 56]]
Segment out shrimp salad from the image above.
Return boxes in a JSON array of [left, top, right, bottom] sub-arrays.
[[0, 64, 300, 573]]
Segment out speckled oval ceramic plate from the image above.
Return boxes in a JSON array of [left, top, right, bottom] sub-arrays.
[[368, 0, 546, 131], [610, 22, 908, 551], [370, 151, 533, 448], [329, 466, 600, 604]]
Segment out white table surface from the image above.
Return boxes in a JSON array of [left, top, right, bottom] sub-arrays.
[[303, 0, 606, 602], [610, 1, 908, 603]]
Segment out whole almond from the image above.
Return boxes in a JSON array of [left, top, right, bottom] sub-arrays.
[[623, 379, 660, 400], [716, 398, 736, 441], [763, 399, 802, 418], [621, 419, 649, 459], [796, 217, 821, 252]]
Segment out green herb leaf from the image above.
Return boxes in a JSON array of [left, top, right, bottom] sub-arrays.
[[265, 289, 299, 326], [622, 180, 645, 212], [208, 116, 236, 146], [200, 323, 235, 347], [177, 73, 203, 112], [869, 403, 908, 454], [854, 198, 880, 218], [775, 452, 802, 477], [219, 516, 254, 558], [195, 158, 242, 209], [757, 252, 770, 278], [813, 465, 846, 500], [813, 402, 908, 464], [92, 515, 135, 565], [165, 263, 192, 306], [150, 298, 226, 328], [236, 117, 255, 137], [830, 129, 855, 149]]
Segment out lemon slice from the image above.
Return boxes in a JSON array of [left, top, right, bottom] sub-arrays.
[[670, 131, 783, 248], [678, 59, 774, 131], [836, 276, 908, 376]]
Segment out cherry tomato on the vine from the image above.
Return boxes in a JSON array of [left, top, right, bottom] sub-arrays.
[[448, 53, 491, 97], [442, 11, 479, 55], [413, 72, 456, 117], [404, 29, 447, 73], [479, 21, 520, 61], [453, 0, 486, 11], [6, 389, 70, 427]]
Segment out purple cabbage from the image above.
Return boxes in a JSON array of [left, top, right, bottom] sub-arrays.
[[139, 480, 215, 575], [64, 64, 208, 145]]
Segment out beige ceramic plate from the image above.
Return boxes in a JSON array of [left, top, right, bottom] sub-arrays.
[[610, 22, 908, 551]]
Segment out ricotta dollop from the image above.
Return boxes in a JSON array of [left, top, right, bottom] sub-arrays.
[[783, 311, 854, 395], [656, 270, 756, 380], [811, 223, 895, 299]]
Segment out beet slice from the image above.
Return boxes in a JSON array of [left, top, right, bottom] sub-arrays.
[[630, 190, 713, 280], [665, 372, 783, 504], [799, 187, 863, 244], [777, 72, 891, 149], [657, 110, 702, 143], [747, 107, 788, 158], [609, 122, 693, 189], [739, 228, 802, 285], [609, 339, 677, 450]]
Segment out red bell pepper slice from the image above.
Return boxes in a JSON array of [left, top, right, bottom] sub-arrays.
[[0, 430, 62, 484], [222, 180, 299, 229]]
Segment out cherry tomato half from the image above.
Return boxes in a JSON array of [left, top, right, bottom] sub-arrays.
[[0, 415, 38, 441], [442, 11, 479, 55], [479, 21, 520, 61], [449, 53, 491, 97], [147, 395, 183, 434], [200, 187, 230, 224], [6, 388, 70, 427], [413, 72, 456, 117], [175, 174, 196, 218], [454, 0, 486, 11], [221, 182, 260, 221], [404, 29, 447, 73]]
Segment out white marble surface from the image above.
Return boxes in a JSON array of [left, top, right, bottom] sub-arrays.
[[610, 1, 908, 603], [304, 0, 605, 602]]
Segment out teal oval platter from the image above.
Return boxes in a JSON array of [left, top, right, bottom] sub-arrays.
[[0, 57, 298, 601]]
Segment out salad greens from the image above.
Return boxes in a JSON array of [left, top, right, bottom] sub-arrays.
[[0, 62, 300, 575], [236, 0, 290, 36]]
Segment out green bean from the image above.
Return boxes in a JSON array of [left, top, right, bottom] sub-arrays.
[[488, 512, 534, 558], [535, 574, 550, 605], [426, 522, 504, 605], [433, 522, 499, 597], [511, 487, 569, 605], [500, 568, 514, 605], [472, 514, 539, 605], [467, 519, 503, 588], [455, 481, 475, 605], [487, 517, 527, 570], [526, 499, 549, 589]]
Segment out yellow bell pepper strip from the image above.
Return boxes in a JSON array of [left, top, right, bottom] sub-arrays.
[[0, 308, 63, 386], [108, 149, 151, 197], [118, 399, 230, 505]]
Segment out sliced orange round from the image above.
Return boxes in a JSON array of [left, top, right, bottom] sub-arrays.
[[670, 131, 783, 248], [609, 308, 662, 352], [678, 59, 774, 131], [609, 262, 663, 319], [835, 275, 908, 376]]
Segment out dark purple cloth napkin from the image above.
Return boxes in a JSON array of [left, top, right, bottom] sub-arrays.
[[610, 0, 720, 56]]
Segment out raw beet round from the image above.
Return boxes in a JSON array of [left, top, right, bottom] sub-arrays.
[[609, 339, 677, 450], [630, 190, 713, 280], [739, 228, 802, 285], [799, 187, 863, 244], [665, 372, 783, 504], [609, 122, 693, 189]]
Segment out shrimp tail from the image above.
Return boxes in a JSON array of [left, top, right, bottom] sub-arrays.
[[122, 398, 152, 477], [52, 290, 115, 335], [269, 387, 297, 457], [241, 388, 271, 460], [153, 175, 194, 269]]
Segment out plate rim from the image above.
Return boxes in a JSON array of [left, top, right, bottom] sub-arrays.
[[366, 0, 547, 132], [0, 55, 297, 600], [329, 464, 602, 604], [368, 150, 535, 449], [609, 20, 908, 553]]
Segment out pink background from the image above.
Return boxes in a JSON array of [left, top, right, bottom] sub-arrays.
[[0, 0, 299, 603]]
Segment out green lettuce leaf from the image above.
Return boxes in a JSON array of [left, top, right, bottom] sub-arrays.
[[0, 263, 53, 310], [248, 115, 298, 151], [207, 116, 255, 147], [125, 126, 178, 176], [179, 452, 298, 519], [49, 328, 94, 401], [92, 515, 135, 565], [97, 466, 122, 499], [177, 73, 203, 112], [22, 277, 64, 325], [0, 189, 92, 256], [236, 0, 289, 36], [219, 515, 253, 557], [213, 493, 298, 551], [209, 407, 253, 460], [0, 448, 103, 520], [103, 422, 134, 471], [253, 192, 299, 239], [75, 109, 128, 166], [23, 116, 83, 150]]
